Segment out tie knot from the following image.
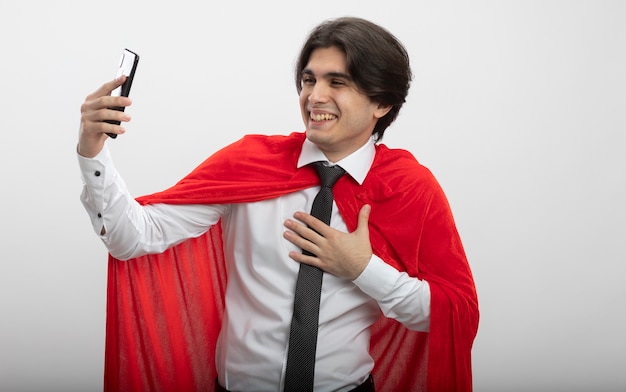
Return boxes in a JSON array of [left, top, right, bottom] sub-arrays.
[[313, 161, 346, 188]]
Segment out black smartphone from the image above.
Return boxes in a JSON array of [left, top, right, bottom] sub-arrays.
[[105, 48, 139, 138]]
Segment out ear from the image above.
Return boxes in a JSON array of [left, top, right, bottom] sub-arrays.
[[374, 103, 393, 119]]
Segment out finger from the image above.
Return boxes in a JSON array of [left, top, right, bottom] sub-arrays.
[[85, 76, 127, 101], [287, 250, 322, 268], [283, 229, 320, 256], [101, 121, 128, 137], [80, 96, 132, 125], [82, 106, 130, 129], [284, 219, 322, 243], [292, 211, 331, 235], [82, 117, 127, 137], [97, 107, 132, 124], [80, 107, 130, 136]]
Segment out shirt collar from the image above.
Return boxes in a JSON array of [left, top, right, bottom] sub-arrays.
[[297, 137, 376, 185]]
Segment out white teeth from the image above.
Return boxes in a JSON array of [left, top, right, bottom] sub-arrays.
[[310, 113, 336, 121]]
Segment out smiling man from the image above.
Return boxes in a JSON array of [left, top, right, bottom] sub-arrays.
[[78, 17, 478, 392]]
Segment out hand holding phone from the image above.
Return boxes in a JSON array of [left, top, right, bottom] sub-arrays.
[[105, 49, 139, 138]]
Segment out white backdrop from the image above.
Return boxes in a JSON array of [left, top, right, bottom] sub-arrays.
[[1, 1, 624, 391]]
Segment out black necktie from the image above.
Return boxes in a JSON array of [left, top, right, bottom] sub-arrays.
[[284, 162, 346, 392]]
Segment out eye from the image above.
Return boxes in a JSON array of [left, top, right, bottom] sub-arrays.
[[301, 76, 315, 85], [331, 79, 346, 86]]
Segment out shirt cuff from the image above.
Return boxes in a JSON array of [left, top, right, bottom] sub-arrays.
[[78, 144, 115, 189], [352, 255, 401, 301]]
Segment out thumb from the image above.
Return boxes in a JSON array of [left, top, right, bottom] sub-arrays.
[[355, 204, 371, 234]]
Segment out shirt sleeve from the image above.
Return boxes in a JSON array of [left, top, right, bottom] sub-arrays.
[[352, 255, 431, 332], [78, 145, 227, 260]]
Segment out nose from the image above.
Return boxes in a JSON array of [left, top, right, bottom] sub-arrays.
[[308, 81, 330, 104]]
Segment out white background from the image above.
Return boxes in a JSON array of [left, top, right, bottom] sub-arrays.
[[1, 1, 624, 391]]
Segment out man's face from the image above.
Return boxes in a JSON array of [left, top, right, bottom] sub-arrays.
[[299, 46, 391, 162]]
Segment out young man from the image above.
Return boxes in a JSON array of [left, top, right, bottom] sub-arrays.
[[78, 17, 478, 392]]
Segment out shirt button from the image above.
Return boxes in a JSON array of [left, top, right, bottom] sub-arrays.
[[97, 213, 102, 218], [94, 170, 101, 177]]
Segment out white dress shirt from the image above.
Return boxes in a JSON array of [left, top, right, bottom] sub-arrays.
[[78, 137, 430, 392]]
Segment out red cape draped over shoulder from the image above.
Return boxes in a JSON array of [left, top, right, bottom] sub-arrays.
[[104, 132, 479, 392]]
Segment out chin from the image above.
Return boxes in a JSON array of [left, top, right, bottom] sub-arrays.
[[305, 128, 330, 144]]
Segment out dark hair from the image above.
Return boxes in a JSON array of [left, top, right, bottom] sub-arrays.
[[295, 17, 412, 141]]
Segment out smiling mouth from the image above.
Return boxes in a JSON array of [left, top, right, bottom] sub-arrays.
[[310, 113, 337, 122]]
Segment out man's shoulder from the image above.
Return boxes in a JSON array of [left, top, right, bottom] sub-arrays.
[[211, 132, 305, 163], [367, 143, 445, 198], [238, 132, 306, 150], [373, 143, 432, 176]]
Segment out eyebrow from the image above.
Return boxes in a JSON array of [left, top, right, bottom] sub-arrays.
[[301, 69, 353, 81]]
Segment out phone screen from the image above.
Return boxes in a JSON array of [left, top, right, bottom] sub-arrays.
[[111, 49, 139, 98]]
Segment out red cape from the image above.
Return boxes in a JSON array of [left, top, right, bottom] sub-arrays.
[[104, 132, 479, 391]]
